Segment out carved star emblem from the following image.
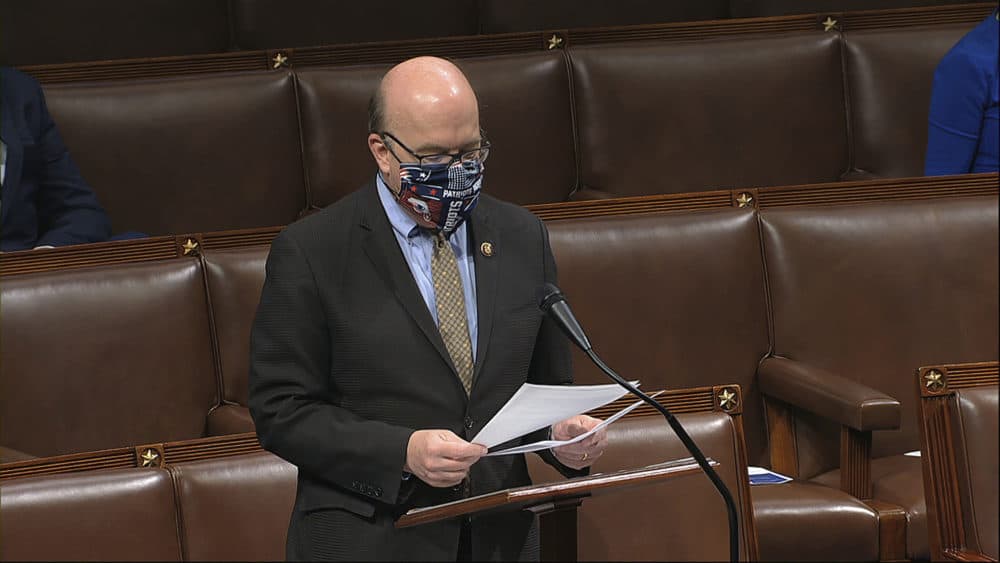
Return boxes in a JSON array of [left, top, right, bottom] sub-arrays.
[[924, 370, 945, 392], [822, 17, 838, 32], [547, 34, 564, 50], [140, 449, 160, 467], [272, 52, 289, 69], [736, 192, 754, 208], [718, 388, 738, 411], [181, 238, 199, 256]]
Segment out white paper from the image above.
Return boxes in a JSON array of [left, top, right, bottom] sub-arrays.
[[470, 381, 639, 449], [747, 466, 793, 485], [485, 391, 663, 457], [904, 450, 921, 457]]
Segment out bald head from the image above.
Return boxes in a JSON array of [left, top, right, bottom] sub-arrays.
[[367, 57, 484, 195]]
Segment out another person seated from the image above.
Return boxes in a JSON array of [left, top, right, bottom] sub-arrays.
[[1, 67, 111, 252], [924, 9, 999, 175]]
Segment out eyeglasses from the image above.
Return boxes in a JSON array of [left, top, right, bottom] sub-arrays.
[[379, 131, 491, 167]]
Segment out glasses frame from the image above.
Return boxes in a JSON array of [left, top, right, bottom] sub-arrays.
[[379, 131, 491, 168]]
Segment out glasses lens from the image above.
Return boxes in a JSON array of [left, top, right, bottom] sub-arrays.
[[421, 154, 455, 166]]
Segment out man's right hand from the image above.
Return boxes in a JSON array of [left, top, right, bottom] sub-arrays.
[[404, 430, 487, 487]]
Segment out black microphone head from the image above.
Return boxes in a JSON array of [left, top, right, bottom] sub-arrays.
[[537, 283, 565, 313]]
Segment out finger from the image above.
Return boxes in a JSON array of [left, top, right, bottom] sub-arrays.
[[425, 470, 468, 487], [427, 456, 477, 473], [437, 440, 487, 460]]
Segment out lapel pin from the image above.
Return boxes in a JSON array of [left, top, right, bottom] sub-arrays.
[[480, 242, 494, 257]]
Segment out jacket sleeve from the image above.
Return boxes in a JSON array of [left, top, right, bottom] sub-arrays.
[[249, 231, 415, 504], [924, 48, 988, 176], [29, 77, 111, 247], [526, 217, 589, 479]]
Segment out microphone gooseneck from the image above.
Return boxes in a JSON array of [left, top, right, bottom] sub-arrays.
[[538, 283, 740, 563]]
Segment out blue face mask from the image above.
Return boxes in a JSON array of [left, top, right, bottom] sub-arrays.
[[396, 160, 484, 236]]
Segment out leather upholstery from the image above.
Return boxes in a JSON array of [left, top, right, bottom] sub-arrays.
[[760, 197, 999, 476], [0, 468, 183, 561], [0, 259, 219, 456], [229, 0, 478, 50], [0, 0, 229, 66], [171, 452, 297, 561], [951, 386, 999, 560], [730, 0, 975, 17], [570, 32, 848, 197], [43, 72, 305, 235], [478, 0, 730, 33], [845, 25, 973, 178], [751, 482, 879, 562], [546, 209, 771, 465], [296, 51, 577, 209], [528, 413, 755, 561]]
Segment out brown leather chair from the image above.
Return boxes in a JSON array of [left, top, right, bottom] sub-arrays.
[[170, 451, 298, 561], [229, 0, 478, 50], [0, 467, 183, 561], [0, 0, 230, 66], [295, 50, 577, 209], [759, 197, 999, 560], [202, 245, 271, 434], [729, 0, 976, 17], [0, 259, 219, 458], [569, 32, 849, 199], [43, 71, 306, 235], [916, 362, 998, 562], [546, 209, 880, 561], [844, 25, 973, 179], [478, 0, 730, 33]]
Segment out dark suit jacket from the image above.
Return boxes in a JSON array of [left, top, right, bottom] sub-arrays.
[[0, 67, 110, 252], [249, 181, 582, 561]]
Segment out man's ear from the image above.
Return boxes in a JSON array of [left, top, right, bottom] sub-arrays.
[[368, 133, 392, 177]]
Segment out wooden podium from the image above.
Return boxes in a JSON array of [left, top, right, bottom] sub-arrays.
[[396, 456, 716, 560]]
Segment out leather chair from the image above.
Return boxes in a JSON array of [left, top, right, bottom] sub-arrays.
[[569, 32, 849, 199], [759, 197, 999, 560], [916, 362, 998, 562], [43, 71, 306, 235], [202, 245, 271, 434], [478, 0, 730, 33], [0, 0, 230, 66], [844, 25, 973, 179], [0, 467, 183, 561], [729, 0, 976, 17], [0, 259, 219, 458], [170, 451, 298, 560], [546, 209, 880, 561], [229, 0, 478, 50], [295, 50, 577, 210]]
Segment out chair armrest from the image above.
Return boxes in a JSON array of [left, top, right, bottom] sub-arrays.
[[759, 357, 900, 432], [206, 403, 256, 436], [568, 186, 616, 201]]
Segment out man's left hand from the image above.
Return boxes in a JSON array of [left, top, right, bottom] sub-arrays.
[[550, 415, 607, 470]]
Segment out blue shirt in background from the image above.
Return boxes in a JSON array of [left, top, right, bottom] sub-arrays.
[[925, 11, 999, 176], [376, 174, 478, 361]]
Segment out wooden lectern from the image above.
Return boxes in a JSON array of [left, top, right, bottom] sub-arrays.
[[396, 457, 716, 561]]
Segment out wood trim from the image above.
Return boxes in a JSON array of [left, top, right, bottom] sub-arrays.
[[865, 500, 908, 562], [0, 235, 179, 276], [752, 173, 998, 209], [839, 426, 873, 500], [763, 397, 799, 479], [917, 361, 999, 561], [0, 432, 262, 481], [19, 3, 993, 85], [585, 385, 717, 420]]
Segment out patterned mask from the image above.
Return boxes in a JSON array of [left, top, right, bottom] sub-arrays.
[[396, 160, 484, 236]]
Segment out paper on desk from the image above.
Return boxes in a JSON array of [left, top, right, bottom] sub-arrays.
[[470, 381, 639, 449], [485, 391, 663, 456]]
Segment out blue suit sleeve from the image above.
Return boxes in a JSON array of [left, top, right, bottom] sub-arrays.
[[924, 50, 989, 176], [31, 79, 111, 247]]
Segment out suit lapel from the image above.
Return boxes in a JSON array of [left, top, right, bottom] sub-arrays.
[[469, 203, 499, 381], [358, 182, 459, 378]]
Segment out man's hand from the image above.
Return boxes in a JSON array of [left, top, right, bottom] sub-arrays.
[[405, 430, 487, 488], [551, 415, 607, 470]]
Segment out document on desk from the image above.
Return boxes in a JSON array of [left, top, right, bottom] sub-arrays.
[[470, 380, 640, 451], [485, 391, 664, 456]]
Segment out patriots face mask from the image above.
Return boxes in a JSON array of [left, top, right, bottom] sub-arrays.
[[396, 160, 484, 236]]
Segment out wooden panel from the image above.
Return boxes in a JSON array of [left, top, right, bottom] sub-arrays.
[[866, 499, 908, 562], [0, 236, 178, 276], [764, 397, 800, 478], [840, 426, 873, 500], [754, 173, 999, 208]]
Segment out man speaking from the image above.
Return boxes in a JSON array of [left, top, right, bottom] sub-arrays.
[[249, 56, 606, 561]]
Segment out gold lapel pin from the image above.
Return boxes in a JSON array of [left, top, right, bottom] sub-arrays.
[[480, 242, 494, 257]]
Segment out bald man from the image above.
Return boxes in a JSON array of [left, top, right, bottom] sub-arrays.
[[249, 57, 606, 561]]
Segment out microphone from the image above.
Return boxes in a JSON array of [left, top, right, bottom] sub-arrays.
[[538, 283, 740, 563]]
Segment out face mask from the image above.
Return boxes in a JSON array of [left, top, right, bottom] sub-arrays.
[[395, 160, 484, 236]]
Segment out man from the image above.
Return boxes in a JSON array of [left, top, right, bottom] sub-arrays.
[[0, 67, 111, 252], [249, 56, 606, 561]]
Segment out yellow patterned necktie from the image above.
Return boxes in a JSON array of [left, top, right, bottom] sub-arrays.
[[430, 232, 475, 394]]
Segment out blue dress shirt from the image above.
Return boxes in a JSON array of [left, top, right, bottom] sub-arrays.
[[376, 174, 478, 361]]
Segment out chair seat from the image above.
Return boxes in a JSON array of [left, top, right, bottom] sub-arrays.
[[751, 480, 879, 561], [811, 454, 926, 560]]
